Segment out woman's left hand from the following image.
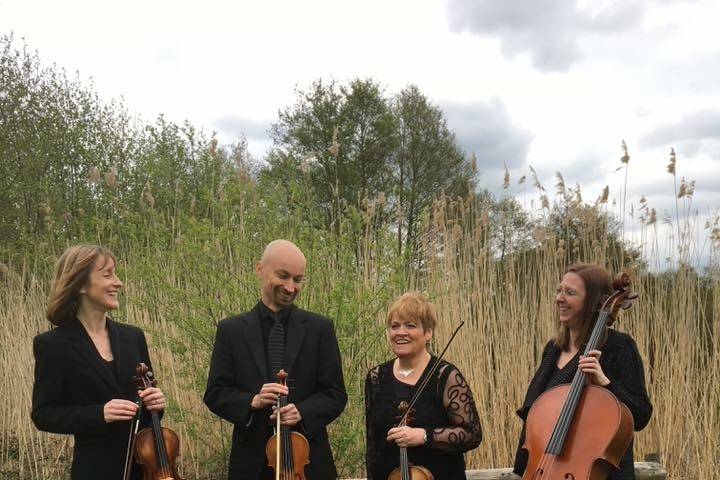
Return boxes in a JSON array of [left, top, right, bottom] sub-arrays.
[[386, 426, 425, 448], [139, 387, 166, 411], [579, 350, 610, 386]]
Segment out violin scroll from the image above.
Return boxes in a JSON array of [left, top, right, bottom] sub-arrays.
[[134, 363, 157, 390], [396, 401, 413, 427]]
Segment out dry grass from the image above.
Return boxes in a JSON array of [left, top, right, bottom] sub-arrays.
[[1, 195, 718, 479]]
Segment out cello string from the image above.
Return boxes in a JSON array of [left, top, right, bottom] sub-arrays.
[[548, 309, 610, 453]]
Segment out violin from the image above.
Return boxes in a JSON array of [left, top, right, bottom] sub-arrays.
[[265, 369, 310, 480], [124, 363, 183, 480], [521, 273, 639, 480], [387, 402, 433, 480]]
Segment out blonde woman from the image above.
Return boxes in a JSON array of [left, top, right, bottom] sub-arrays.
[[31, 245, 165, 480], [365, 292, 482, 479]]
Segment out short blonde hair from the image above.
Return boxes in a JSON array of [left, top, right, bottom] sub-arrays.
[[386, 292, 437, 332], [46, 245, 116, 326]]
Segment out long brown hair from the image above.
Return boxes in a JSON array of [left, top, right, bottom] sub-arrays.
[[555, 263, 613, 351], [46, 245, 117, 326]]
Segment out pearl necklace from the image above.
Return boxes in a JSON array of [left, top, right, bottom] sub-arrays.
[[398, 368, 414, 378]]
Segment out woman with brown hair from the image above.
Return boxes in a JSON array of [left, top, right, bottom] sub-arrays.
[[513, 264, 653, 480], [365, 292, 482, 479], [31, 245, 166, 480]]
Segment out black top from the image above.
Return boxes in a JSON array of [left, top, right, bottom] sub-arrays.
[[31, 319, 155, 480], [365, 357, 482, 480], [513, 329, 653, 480]]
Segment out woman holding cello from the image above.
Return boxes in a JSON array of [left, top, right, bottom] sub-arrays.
[[31, 245, 166, 479], [513, 263, 653, 480], [365, 292, 482, 479]]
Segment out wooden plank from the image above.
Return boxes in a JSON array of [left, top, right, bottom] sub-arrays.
[[635, 461, 668, 480], [345, 461, 667, 480]]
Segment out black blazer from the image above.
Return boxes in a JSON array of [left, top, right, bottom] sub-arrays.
[[204, 303, 347, 480], [31, 319, 155, 480]]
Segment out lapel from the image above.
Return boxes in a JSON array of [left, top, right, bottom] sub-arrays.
[[284, 306, 307, 377], [241, 306, 268, 382], [66, 320, 123, 395], [108, 319, 137, 396]]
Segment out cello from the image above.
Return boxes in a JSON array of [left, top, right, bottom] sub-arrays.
[[521, 273, 638, 480], [123, 363, 183, 480], [265, 369, 310, 480]]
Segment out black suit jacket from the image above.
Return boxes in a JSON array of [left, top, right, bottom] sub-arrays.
[[204, 303, 347, 480], [31, 319, 155, 480]]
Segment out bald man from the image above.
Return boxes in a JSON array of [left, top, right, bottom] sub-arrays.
[[204, 240, 347, 480]]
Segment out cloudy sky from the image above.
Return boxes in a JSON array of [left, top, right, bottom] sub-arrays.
[[2, 0, 719, 268]]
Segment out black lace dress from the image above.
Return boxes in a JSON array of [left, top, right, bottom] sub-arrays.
[[365, 357, 483, 480]]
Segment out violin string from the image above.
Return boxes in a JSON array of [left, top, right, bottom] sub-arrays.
[[282, 395, 288, 473], [401, 446, 408, 480]]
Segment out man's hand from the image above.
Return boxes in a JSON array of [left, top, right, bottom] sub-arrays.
[[270, 403, 302, 426], [250, 382, 289, 410]]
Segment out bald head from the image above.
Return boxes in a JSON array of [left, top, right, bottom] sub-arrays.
[[256, 240, 307, 312], [261, 239, 306, 266]]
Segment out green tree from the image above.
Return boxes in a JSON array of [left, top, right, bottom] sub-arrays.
[[392, 85, 474, 261], [0, 34, 135, 242], [269, 78, 396, 225]]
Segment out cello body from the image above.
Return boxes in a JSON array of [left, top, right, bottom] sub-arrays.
[[522, 384, 633, 480]]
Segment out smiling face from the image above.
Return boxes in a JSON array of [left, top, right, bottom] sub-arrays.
[[256, 240, 307, 312], [556, 272, 587, 330], [79, 256, 123, 313], [387, 314, 433, 359]]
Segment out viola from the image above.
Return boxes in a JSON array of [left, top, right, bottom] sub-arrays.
[[521, 273, 639, 480], [265, 369, 310, 480], [126, 363, 183, 480], [387, 402, 433, 480]]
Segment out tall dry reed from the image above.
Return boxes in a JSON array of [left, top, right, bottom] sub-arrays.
[[1, 194, 717, 479]]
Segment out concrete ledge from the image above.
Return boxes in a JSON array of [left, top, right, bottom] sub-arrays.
[[347, 461, 667, 480]]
